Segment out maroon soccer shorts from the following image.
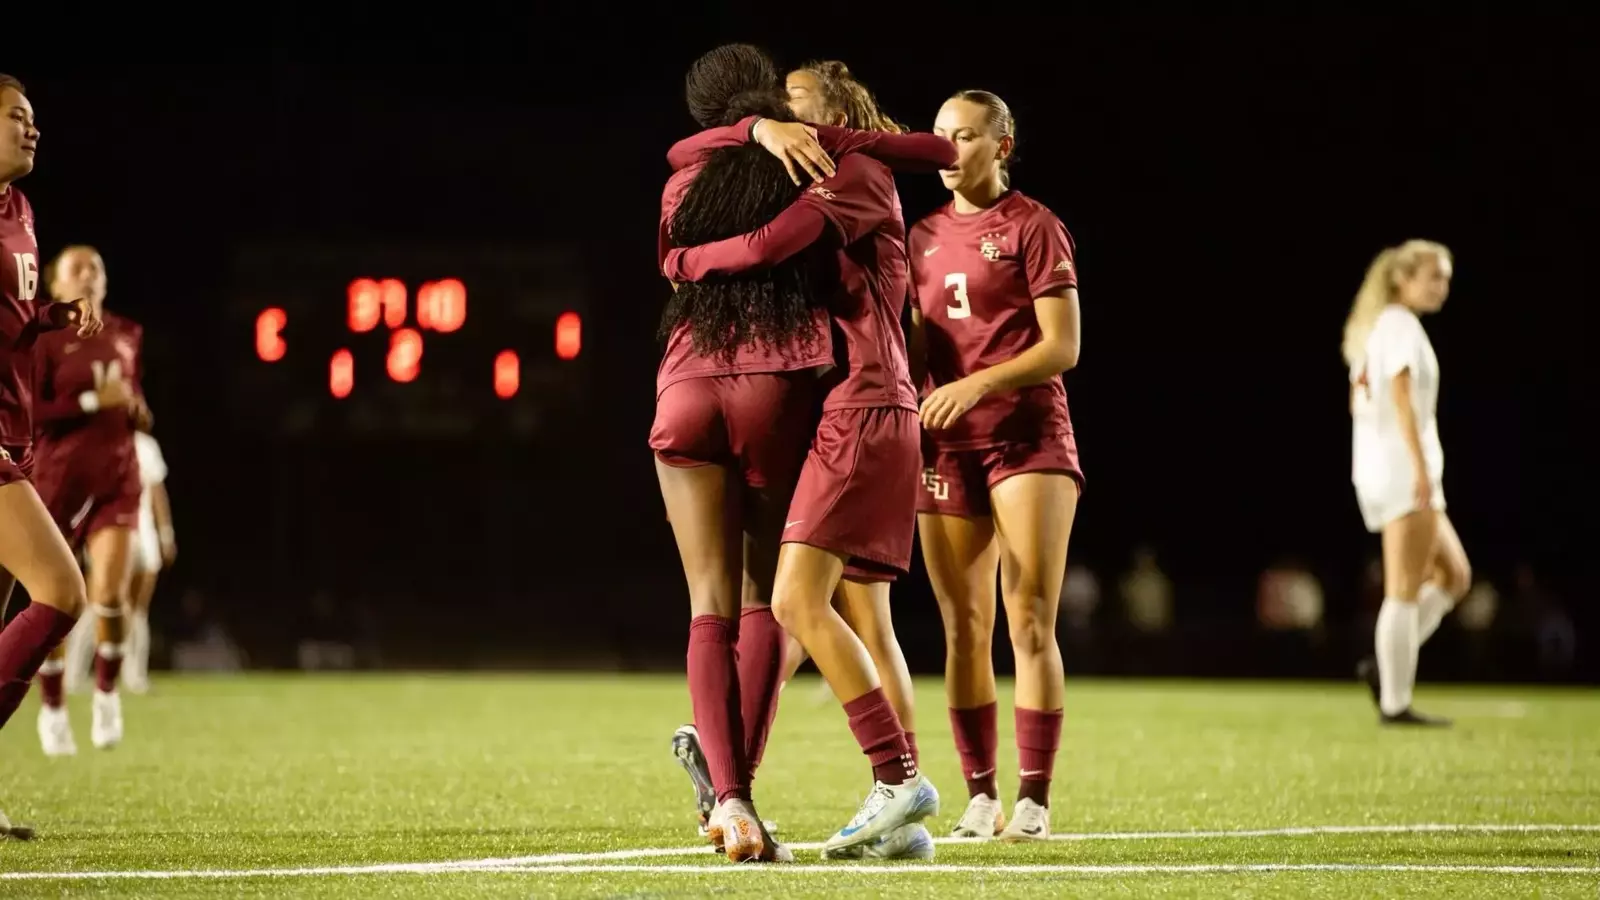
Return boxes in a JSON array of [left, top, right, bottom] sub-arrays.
[[917, 432, 1084, 518], [34, 466, 141, 549], [0, 444, 32, 487], [650, 372, 820, 496], [784, 407, 919, 583]]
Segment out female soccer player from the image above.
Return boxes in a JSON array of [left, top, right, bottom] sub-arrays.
[[664, 77, 954, 856], [62, 392, 172, 698], [0, 72, 101, 837], [658, 45, 958, 861], [667, 56, 935, 861], [32, 245, 148, 755], [908, 90, 1083, 842], [773, 62, 917, 728], [1344, 239, 1470, 726], [652, 43, 831, 863]]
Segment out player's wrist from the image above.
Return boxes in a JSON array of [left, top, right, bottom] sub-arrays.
[[749, 117, 765, 144], [77, 390, 100, 413]]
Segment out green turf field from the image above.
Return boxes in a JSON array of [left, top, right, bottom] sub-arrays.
[[0, 674, 1594, 897]]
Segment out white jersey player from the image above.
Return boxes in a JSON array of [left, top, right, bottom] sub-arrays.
[[62, 431, 172, 700], [1342, 239, 1472, 726]]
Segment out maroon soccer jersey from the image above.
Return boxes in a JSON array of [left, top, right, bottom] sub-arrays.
[[655, 119, 956, 398], [33, 311, 143, 483], [655, 124, 833, 396], [665, 153, 919, 415], [0, 186, 51, 450], [909, 190, 1079, 448]]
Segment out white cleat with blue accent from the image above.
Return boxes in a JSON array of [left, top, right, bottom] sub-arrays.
[[822, 774, 940, 855], [821, 822, 936, 860]]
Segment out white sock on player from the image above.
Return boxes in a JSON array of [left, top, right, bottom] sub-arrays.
[[123, 608, 151, 692], [62, 608, 98, 695], [1374, 597, 1419, 716], [1416, 582, 1454, 645]]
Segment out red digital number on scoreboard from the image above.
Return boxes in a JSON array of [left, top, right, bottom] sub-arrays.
[[255, 279, 581, 400]]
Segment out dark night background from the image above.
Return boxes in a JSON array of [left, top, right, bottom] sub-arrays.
[[4, 12, 1590, 680]]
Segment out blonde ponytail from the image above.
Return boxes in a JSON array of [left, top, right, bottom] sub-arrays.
[[1340, 239, 1452, 367]]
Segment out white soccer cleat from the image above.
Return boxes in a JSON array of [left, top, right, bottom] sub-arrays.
[[822, 822, 936, 860], [822, 774, 940, 854], [950, 793, 1005, 838], [997, 798, 1050, 842], [36, 706, 76, 757], [91, 690, 123, 750]]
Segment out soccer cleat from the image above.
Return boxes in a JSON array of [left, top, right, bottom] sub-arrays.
[[671, 724, 717, 836], [37, 705, 76, 757], [950, 793, 1005, 838], [0, 807, 35, 841], [1381, 707, 1452, 728], [998, 798, 1051, 842], [715, 798, 766, 863], [91, 690, 123, 750], [823, 822, 936, 860], [823, 774, 940, 854], [1356, 657, 1381, 710]]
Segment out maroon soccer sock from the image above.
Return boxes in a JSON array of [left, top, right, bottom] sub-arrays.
[[950, 703, 1000, 799], [0, 605, 78, 728], [37, 658, 64, 709], [686, 615, 749, 803], [94, 645, 124, 693], [1016, 707, 1064, 807], [842, 688, 917, 785], [735, 606, 785, 777]]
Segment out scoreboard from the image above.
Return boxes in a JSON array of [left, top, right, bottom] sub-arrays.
[[227, 243, 589, 440]]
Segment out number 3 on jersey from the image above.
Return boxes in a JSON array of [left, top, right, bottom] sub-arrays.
[[12, 252, 37, 302], [944, 272, 971, 320]]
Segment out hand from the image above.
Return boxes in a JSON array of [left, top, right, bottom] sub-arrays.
[[752, 119, 836, 185], [1413, 472, 1433, 511], [95, 378, 134, 410], [128, 396, 154, 432], [919, 376, 991, 431], [160, 533, 178, 567], [46, 298, 104, 337]]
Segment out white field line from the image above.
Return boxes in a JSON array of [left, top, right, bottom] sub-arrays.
[[451, 822, 1600, 867], [2, 822, 1597, 881], [489, 863, 1600, 875]]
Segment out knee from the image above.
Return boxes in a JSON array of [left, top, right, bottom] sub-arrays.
[[940, 601, 991, 660], [34, 570, 87, 618], [1005, 593, 1057, 659], [771, 590, 819, 634]]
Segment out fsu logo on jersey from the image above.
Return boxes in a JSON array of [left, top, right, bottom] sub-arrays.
[[978, 232, 1008, 262]]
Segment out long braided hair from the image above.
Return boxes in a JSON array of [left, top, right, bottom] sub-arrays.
[[660, 44, 834, 363]]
